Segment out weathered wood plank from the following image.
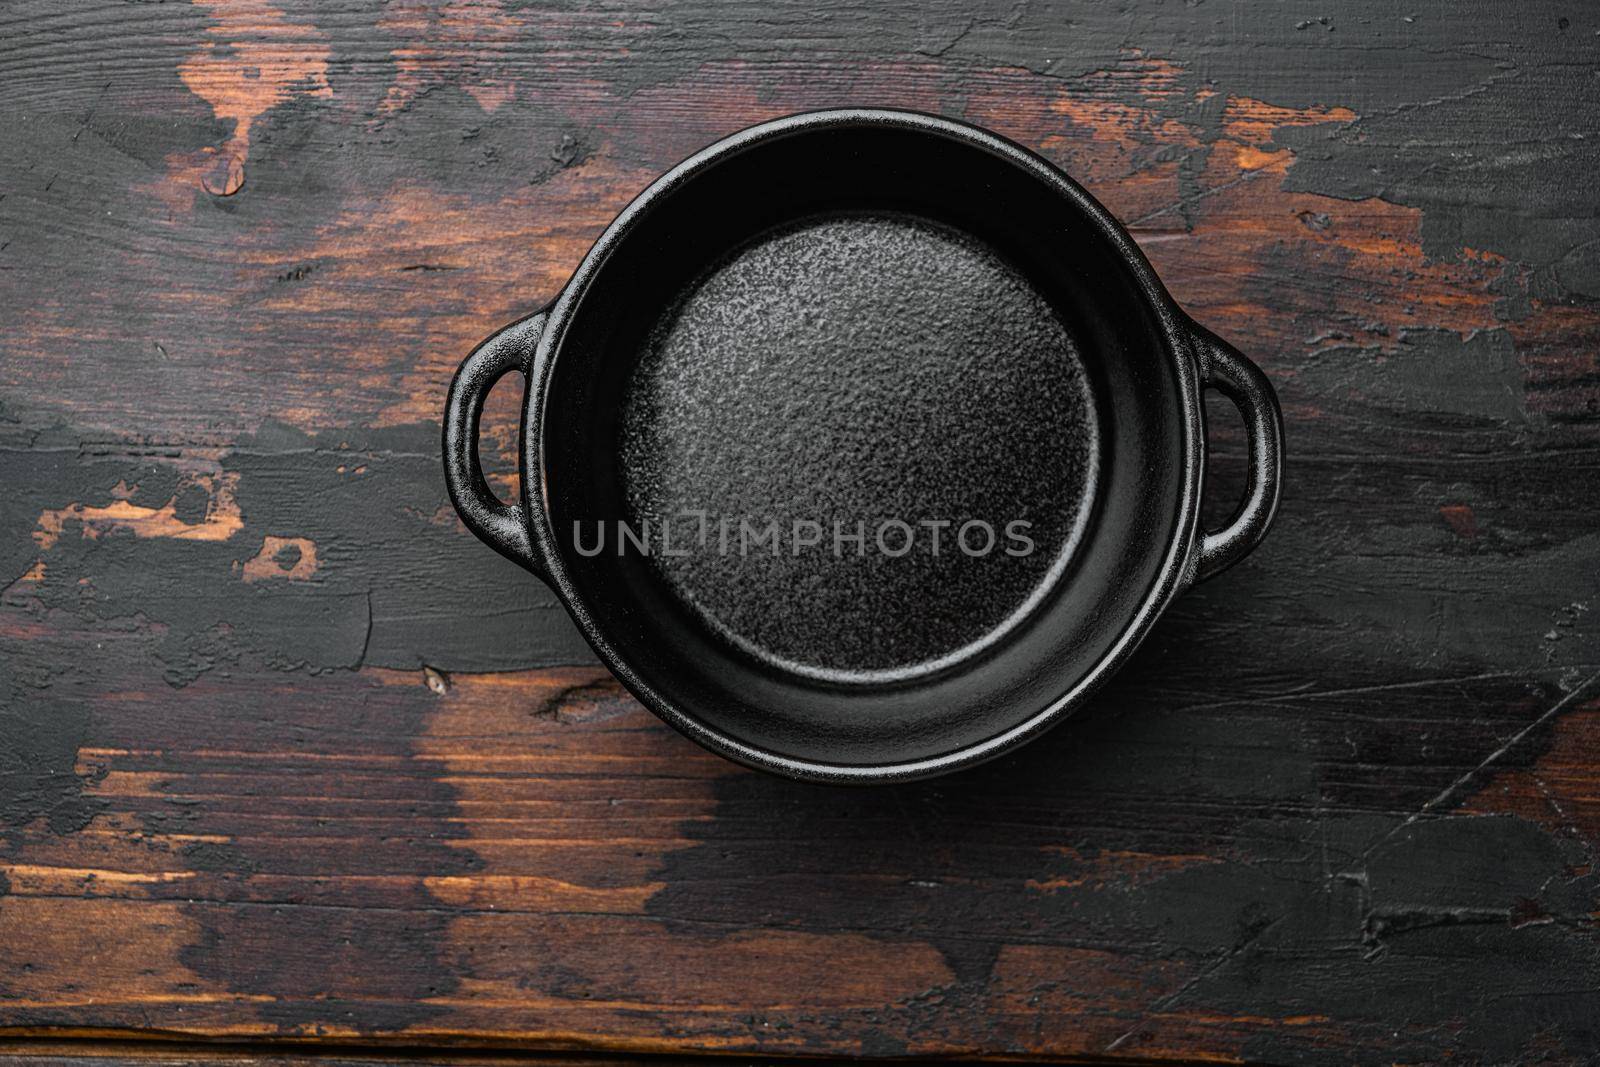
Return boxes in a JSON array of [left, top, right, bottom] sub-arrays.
[[0, 1040, 746, 1066]]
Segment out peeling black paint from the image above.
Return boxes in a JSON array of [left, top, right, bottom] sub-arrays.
[[1, 405, 591, 682], [183, 904, 463, 1035], [178, 840, 261, 876], [150, 674, 484, 1034], [1277, 6, 1600, 300], [0, 416, 110, 838], [624, 1, 1600, 302], [0, 689, 104, 839], [648, 668, 1600, 1061]]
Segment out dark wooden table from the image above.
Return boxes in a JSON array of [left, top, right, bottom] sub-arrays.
[[3, 2, 1599, 1063]]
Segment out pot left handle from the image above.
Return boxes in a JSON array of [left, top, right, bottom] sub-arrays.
[[443, 310, 547, 575]]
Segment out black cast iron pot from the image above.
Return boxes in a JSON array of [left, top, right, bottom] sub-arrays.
[[443, 109, 1283, 783]]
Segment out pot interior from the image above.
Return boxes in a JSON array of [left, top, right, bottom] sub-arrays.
[[539, 115, 1189, 772], [618, 209, 1100, 683]]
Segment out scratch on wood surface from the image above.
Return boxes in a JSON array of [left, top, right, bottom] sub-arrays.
[[1342, 668, 1600, 871], [1104, 916, 1285, 1054]]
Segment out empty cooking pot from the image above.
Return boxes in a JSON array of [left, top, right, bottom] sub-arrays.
[[444, 109, 1283, 782]]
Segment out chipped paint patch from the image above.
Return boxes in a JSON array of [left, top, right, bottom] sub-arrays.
[[1232, 144, 1283, 171], [35, 474, 243, 551], [3, 559, 47, 598], [378, 0, 521, 118], [177, 0, 333, 196], [1028, 848, 1222, 892], [1221, 97, 1356, 148], [1440, 504, 1478, 540], [238, 535, 318, 582]]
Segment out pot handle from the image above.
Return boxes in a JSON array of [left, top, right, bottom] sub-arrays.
[[1190, 322, 1284, 583], [443, 310, 547, 574]]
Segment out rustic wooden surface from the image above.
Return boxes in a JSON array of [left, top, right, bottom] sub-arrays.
[[3, 1, 1599, 1063]]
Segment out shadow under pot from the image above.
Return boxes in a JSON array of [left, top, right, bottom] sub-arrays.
[[444, 108, 1283, 784]]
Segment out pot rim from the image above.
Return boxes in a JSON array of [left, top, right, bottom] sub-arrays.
[[522, 107, 1204, 783]]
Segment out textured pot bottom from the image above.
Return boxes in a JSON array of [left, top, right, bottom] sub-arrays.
[[619, 211, 1101, 682]]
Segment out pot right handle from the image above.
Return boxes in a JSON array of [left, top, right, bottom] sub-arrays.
[[1189, 322, 1284, 583]]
